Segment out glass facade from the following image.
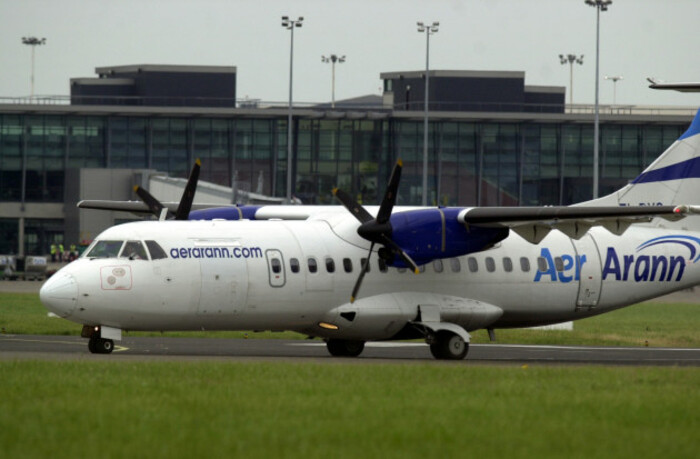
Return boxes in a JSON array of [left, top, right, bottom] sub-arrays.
[[0, 110, 691, 255], [0, 112, 689, 206]]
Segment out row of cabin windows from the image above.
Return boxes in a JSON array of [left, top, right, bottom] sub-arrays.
[[271, 255, 567, 275]]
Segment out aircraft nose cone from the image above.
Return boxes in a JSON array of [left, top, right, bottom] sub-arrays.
[[40, 272, 78, 318]]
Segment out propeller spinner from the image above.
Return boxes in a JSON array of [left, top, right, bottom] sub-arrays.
[[333, 159, 420, 303]]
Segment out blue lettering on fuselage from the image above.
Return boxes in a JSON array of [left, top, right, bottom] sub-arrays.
[[533, 248, 586, 283], [534, 245, 689, 283], [170, 246, 263, 260], [601, 247, 685, 282]]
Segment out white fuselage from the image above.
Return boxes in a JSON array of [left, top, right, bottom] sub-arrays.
[[42, 217, 700, 337]]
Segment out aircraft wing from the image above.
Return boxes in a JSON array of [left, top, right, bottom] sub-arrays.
[[77, 200, 235, 213], [458, 205, 694, 244], [647, 80, 700, 92]]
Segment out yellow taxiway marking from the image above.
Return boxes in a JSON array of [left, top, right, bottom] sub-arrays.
[[1, 337, 84, 346], [1, 336, 130, 352]]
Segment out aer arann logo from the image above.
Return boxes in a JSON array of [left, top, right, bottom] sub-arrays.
[[601, 235, 700, 282]]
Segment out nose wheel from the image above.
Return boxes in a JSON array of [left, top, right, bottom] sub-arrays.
[[88, 337, 114, 354]]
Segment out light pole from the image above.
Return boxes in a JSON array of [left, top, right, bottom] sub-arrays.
[[281, 16, 303, 203], [321, 54, 345, 108], [559, 54, 584, 106], [604, 75, 623, 105], [585, 0, 612, 200], [417, 21, 439, 207], [22, 36, 46, 98]]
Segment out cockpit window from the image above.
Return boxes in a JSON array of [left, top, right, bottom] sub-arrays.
[[86, 240, 124, 258], [120, 241, 149, 260], [145, 240, 168, 260]]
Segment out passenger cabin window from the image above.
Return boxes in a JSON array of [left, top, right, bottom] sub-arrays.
[[145, 240, 168, 260], [271, 258, 282, 274], [503, 257, 513, 273], [343, 258, 353, 273], [361, 258, 370, 273], [308, 258, 318, 273], [468, 257, 478, 273], [325, 257, 335, 273], [485, 257, 496, 272], [537, 257, 548, 272], [520, 257, 531, 272], [554, 257, 565, 272], [120, 241, 148, 260], [450, 258, 461, 273], [86, 240, 124, 258], [290, 258, 300, 273], [378, 258, 388, 273], [433, 259, 444, 273]]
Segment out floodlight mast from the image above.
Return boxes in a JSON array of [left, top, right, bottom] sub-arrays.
[[417, 21, 439, 207], [559, 54, 584, 106], [585, 0, 612, 200], [281, 16, 304, 203], [322, 54, 346, 108], [22, 36, 47, 98], [604, 75, 623, 105]]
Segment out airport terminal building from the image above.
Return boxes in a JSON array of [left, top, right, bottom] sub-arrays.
[[0, 64, 695, 256]]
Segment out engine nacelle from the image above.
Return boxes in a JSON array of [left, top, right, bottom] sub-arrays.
[[388, 208, 509, 267], [188, 205, 261, 221]]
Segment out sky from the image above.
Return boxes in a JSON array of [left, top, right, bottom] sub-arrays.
[[2, 0, 699, 107]]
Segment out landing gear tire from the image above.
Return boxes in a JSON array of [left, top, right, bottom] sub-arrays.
[[326, 339, 365, 357], [88, 337, 114, 354], [429, 331, 468, 360]]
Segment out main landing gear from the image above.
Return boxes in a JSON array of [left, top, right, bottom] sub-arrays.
[[326, 339, 365, 357], [324, 330, 469, 360], [427, 331, 469, 360]]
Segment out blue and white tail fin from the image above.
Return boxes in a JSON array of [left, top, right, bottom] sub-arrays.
[[580, 109, 700, 216]]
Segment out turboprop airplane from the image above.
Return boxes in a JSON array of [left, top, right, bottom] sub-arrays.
[[40, 107, 700, 359]]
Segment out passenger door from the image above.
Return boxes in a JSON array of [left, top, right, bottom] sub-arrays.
[[266, 249, 286, 288], [572, 234, 602, 311]]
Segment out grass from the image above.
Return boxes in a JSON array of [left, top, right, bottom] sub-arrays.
[[0, 361, 698, 459], [2, 292, 699, 347]]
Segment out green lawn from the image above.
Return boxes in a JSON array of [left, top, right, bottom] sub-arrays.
[[1, 361, 698, 459], [2, 291, 699, 347]]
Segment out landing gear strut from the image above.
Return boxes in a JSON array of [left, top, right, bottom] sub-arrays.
[[326, 339, 365, 357], [428, 331, 469, 360]]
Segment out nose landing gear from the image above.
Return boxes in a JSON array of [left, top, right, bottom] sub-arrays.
[[82, 324, 119, 354], [88, 336, 114, 354]]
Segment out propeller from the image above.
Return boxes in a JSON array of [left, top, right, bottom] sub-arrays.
[[333, 159, 420, 303], [133, 159, 201, 221]]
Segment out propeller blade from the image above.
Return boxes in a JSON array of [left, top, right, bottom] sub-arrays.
[[380, 235, 420, 274], [174, 158, 201, 220], [332, 187, 373, 224], [376, 159, 402, 224], [350, 242, 374, 303], [134, 185, 170, 220]]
